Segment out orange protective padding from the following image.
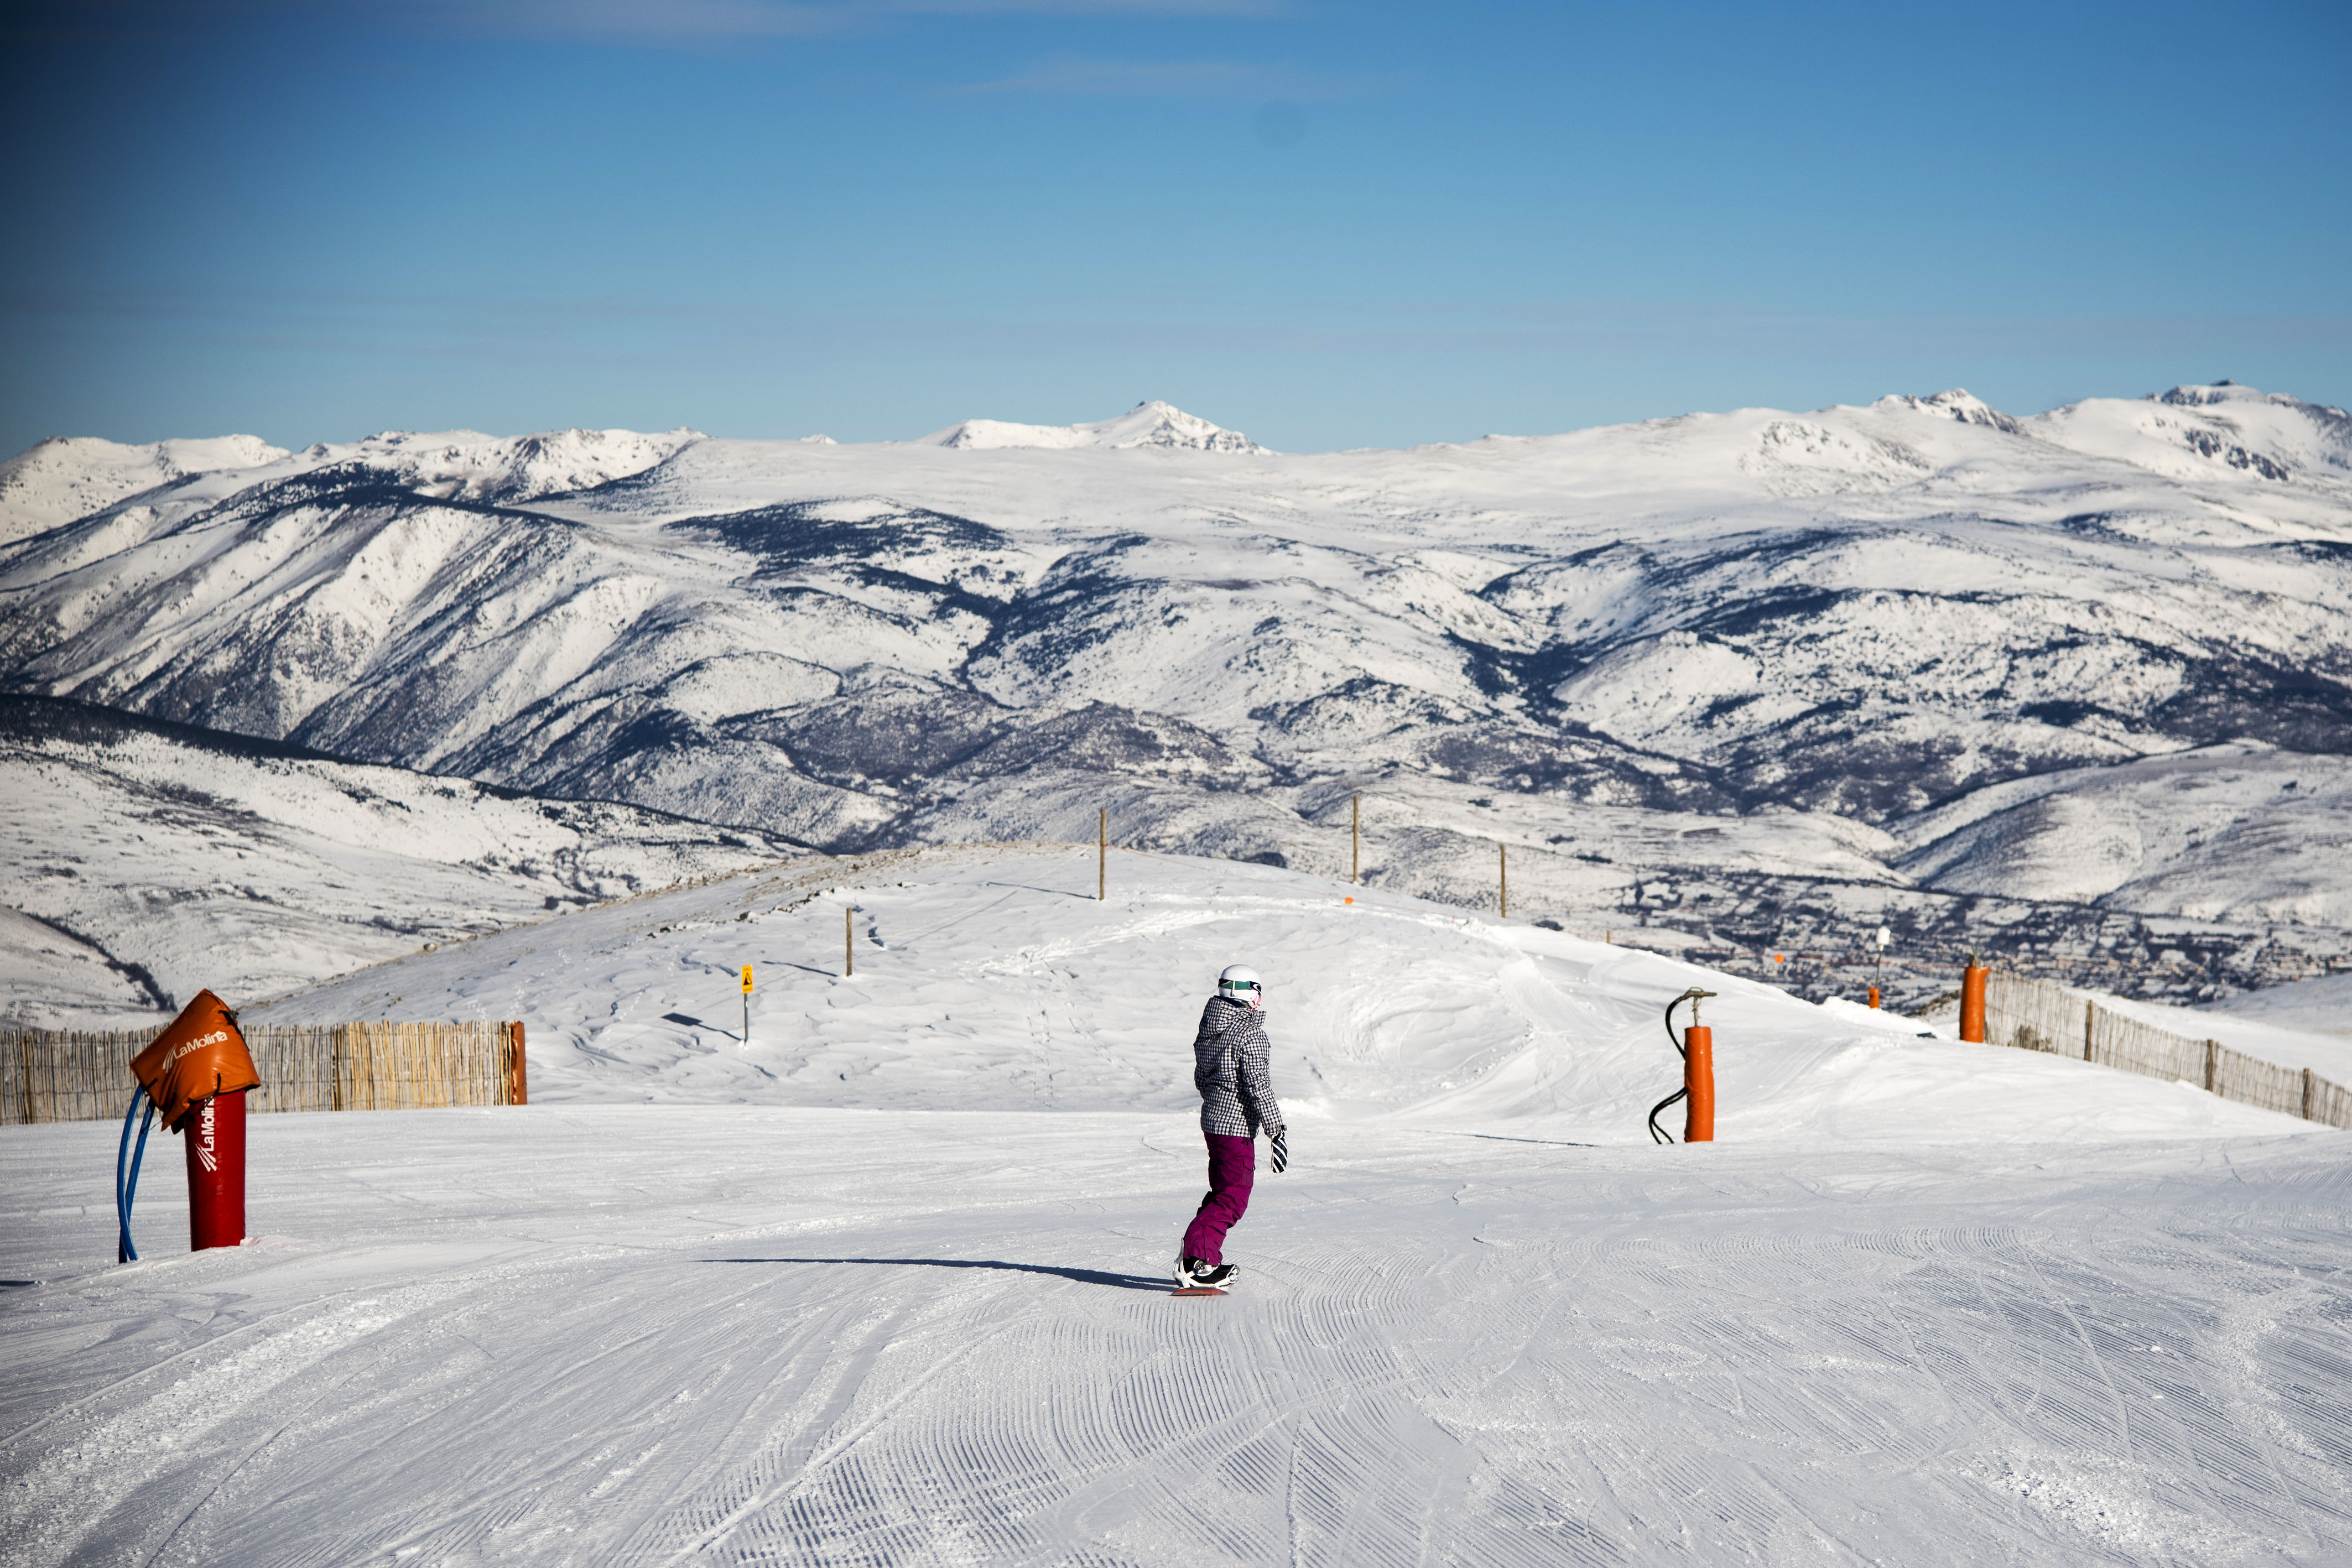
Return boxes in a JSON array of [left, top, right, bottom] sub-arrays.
[[1682, 1025, 1715, 1143], [129, 989, 261, 1129], [1959, 966, 1989, 1044], [508, 1022, 528, 1106], [1867, 987, 1881, 1010]]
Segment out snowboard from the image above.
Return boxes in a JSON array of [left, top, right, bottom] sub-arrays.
[[1171, 1284, 1230, 1297]]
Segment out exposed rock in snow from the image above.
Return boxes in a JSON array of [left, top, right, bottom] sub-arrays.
[[294, 425, 705, 502], [2030, 382, 2352, 485]]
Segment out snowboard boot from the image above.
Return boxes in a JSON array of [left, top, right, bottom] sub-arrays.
[[1174, 1256, 1237, 1293]]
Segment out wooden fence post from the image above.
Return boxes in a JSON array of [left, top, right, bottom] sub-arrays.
[[2083, 999, 2095, 1062], [2204, 1039, 2217, 1095], [508, 1022, 528, 1106], [2307, 1067, 2317, 1122]]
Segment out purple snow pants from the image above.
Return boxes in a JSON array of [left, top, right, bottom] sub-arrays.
[[1180, 1133, 1256, 1264]]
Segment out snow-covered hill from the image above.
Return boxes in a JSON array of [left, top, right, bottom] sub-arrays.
[[247, 841, 2331, 1135], [919, 399, 1265, 452], [0, 696, 802, 1025], [3, 386, 2348, 1005], [0, 434, 288, 545]]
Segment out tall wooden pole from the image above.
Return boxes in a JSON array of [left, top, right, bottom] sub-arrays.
[[845, 907, 854, 978], [1352, 793, 1360, 884], [1499, 841, 1508, 919], [1099, 808, 1107, 901]]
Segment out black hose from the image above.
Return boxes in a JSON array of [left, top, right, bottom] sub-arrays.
[[1647, 994, 1690, 1144]]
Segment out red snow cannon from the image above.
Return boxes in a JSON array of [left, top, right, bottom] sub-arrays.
[[127, 990, 261, 1253], [1648, 988, 1718, 1145]]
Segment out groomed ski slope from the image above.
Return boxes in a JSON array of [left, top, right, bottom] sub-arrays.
[[3, 848, 2349, 1566]]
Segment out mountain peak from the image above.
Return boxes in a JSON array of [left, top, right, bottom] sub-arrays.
[[2156, 381, 2278, 407], [919, 401, 1266, 454], [1872, 389, 2027, 436]]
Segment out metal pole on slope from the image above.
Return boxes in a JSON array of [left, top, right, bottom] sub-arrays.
[[1099, 808, 1107, 902], [741, 965, 753, 1044], [845, 908, 854, 979], [1352, 793, 1360, 885], [1499, 841, 1508, 919]]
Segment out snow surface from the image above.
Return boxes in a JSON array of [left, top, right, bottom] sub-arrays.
[[241, 844, 2315, 1142], [3, 388, 2349, 1009], [2202, 971, 2352, 1050], [4, 844, 2349, 1566], [2046, 986, 2352, 1086]]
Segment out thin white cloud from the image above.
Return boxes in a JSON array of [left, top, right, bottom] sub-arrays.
[[960, 54, 1370, 99], [389, 0, 836, 36], [391, 0, 1282, 39]]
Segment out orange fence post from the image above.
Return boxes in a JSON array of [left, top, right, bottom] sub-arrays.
[[507, 1022, 528, 1106], [1959, 961, 1988, 1043], [1683, 1025, 1714, 1142]]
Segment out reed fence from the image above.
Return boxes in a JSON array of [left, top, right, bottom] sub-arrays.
[[1985, 972, 2349, 1129], [1, 1020, 526, 1126]]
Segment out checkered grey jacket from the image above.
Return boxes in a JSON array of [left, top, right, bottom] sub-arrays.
[[1193, 996, 1284, 1139]]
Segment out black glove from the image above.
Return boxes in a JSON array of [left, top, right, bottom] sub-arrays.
[[1269, 1128, 1289, 1174]]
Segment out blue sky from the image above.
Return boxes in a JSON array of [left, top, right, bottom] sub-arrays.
[[4, 0, 2347, 454]]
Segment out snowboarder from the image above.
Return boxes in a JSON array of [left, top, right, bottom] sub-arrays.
[[1174, 963, 1288, 1293]]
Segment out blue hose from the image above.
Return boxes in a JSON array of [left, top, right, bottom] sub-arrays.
[[116, 1087, 154, 1264]]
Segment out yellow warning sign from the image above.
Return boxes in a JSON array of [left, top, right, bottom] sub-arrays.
[[741, 965, 754, 994]]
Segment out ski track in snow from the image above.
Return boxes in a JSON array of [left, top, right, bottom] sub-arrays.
[[4, 1114, 2350, 1566]]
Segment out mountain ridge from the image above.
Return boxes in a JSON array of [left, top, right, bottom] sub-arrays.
[[4, 382, 2348, 1005]]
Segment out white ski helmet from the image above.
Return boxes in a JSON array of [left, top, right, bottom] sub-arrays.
[[1217, 964, 1265, 1010]]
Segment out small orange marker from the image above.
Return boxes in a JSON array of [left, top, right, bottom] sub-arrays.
[[1344, 897, 1354, 904]]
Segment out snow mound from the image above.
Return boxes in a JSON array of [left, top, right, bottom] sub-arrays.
[[920, 400, 1265, 453], [249, 842, 2314, 1145]]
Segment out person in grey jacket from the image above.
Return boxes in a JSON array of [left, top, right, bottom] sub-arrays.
[[1175, 964, 1288, 1289]]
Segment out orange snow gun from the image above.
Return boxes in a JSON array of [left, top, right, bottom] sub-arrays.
[[1648, 987, 1718, 1145], [117, 991, 261, 1262], [130, 989, 258, 1128]]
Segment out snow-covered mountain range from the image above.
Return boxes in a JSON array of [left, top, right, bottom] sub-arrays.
[[4, 383, 2348, 1010]]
